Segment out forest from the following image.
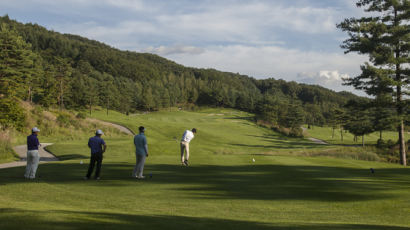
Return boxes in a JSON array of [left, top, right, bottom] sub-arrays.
[[0, 15, 404, 139]]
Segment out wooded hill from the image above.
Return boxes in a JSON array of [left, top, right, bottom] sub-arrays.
[[0, 15, 361, 132]]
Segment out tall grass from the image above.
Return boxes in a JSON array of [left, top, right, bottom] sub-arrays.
[[259, 146, 380, 161], [1, 102, 127, 163], [0, 129, 18, 163]]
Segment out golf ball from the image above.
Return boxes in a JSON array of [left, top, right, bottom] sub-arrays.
[[252, 158, 255, 162]]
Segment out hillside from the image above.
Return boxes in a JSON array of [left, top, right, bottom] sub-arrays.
[[0, 15, 361, 127], [0, 101, 127, 163], [1, 108, 409, 230]]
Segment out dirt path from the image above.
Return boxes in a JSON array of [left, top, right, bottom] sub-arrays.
[[0, 119, 134, 169]]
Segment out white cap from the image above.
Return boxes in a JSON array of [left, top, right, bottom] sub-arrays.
[[96, 129, 104, 135], [32, 127, 40, 132]]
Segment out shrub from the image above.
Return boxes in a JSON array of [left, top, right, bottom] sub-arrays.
[[76, 112, 87, 119], [0, 99, 26, 131], [376, 139, 387, 149], [289, 127, 304, 137], [57, 113, 72, 127], [275, 126, 290, 136], [0, 130, 17, 162], [386, 139, 395, 148], [32, 106, 43, 116]]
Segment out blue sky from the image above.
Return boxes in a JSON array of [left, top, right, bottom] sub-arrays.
[[0, 0, 369, 94]]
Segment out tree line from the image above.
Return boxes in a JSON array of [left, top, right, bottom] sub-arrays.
[[0, 15, 359, 128], [0, 4, 407, 165]]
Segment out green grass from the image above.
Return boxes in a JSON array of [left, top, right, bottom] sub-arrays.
[[91, 109, 328, 156], [1, 108, 409, 230], [0, 103, 127, 163], [304, 125, 407, 146]]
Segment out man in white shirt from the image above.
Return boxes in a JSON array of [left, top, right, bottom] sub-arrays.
[[180, 128, 197, 166]]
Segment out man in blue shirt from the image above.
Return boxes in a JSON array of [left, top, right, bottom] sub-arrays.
[[133, 126, 148, 179], [84, 130, 107, 180], [25, 127, 41, 179]]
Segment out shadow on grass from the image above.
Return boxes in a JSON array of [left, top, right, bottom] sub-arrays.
[[0, 208, 409, 230], [1, 162, 409, 202], [230, 134, 326, 149], [56, 154, 89, 161], [224, 116, 255, 121]]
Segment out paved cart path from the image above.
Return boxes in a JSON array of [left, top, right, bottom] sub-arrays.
[[302, 127, 329, 145], [87, 118, 135, 135], [306, 137, 328, 145], [0, 120, 134, 169], [0, 143, 55, 169]]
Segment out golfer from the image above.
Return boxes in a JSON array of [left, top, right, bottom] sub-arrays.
[[180, 128, 196, 166], [133, 126, 148, 179], [84, 129, 106, 180], [24, 127, 41, 179]]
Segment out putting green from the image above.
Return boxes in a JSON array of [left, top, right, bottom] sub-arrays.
[[0, 109, 409, 230]]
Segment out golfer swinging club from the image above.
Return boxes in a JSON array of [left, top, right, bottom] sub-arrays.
[[180, 128, 196, 166]]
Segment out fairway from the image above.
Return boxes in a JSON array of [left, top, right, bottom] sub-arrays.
[[303, 125, 406, 146], [1, 109, 409, 230]]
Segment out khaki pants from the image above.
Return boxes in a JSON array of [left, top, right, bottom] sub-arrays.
[[180, 141, 189, 163], [133, 154, 146, 178], [25, 150, 39, 179]]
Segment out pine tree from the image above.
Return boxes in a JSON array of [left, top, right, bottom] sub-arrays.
[[0, 23, 35, 130], [338, 0, 409, 165], [0, 23, 39, 99], [53, 57, 72, 110], [372, 93, 396, 140], [344, 100, 374, 147]]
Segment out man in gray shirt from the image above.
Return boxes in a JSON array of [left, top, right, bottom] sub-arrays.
[[133, 126, 148, 179]]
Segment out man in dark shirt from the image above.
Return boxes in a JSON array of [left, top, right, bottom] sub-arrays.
[[84, 130, 107, 180], [25, 127, 41, 179]]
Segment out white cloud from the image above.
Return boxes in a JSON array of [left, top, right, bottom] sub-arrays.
[[104, 0, 145, 11], [144, 45, 204, 56], [157, 44, 367, 93], [297, 70, 349, 88], [0, 0, 370, 95], [43, 0, 346, 48]]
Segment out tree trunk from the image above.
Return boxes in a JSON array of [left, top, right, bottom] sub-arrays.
[[399, 119, 406, 166], [332, 127, 335, 139], [380, 130, 382, 140], [394, 9, 406, 166], [59, 78, 64, 111], [27, 85, 31, 103], [340, 127, 343, 142], [362, 135, 364, 147], [89, 97, 92, 115], [106, 97, 109, 116]]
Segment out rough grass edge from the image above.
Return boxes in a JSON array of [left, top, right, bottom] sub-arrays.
[[0, 129, 19, 163], [259, 147, 381, 162]]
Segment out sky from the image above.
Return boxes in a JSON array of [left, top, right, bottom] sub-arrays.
[[0, 0, 370, 94]]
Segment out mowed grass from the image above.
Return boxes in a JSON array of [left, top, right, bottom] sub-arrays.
[[304, 125, 407, 145], [0, 108, 410, 230]]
